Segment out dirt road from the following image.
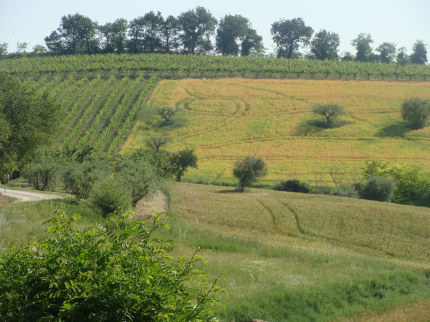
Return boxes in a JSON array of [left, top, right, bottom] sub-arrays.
[[1, 188, 64, 202]]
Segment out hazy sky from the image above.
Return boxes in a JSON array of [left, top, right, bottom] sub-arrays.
[[1, 0, 429, 56]]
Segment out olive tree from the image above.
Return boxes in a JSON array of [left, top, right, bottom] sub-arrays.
[[233, 156, 268, 191], [313, 104, 344, 127], [170, 148, 198, 182]]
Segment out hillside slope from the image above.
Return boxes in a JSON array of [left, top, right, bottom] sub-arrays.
[[123, 78, 430, 185]]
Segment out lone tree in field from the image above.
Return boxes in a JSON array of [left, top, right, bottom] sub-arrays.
[[145, 134, 172, 153], [156, 107, 177, 125], [170, 148, 198, 182], [233, 156, 268, 191], [313, 103, 344, 128], [401, 97, 430, 128]]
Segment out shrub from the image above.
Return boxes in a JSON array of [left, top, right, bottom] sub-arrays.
[[0, 213, 222, 321], [329, 186, 359, 198], [275, 179, 311, 193], [401, 97, 430, 128], [361, 176, 396, 202], [91, 176, 132, 217], [233, 156, 268, 191]]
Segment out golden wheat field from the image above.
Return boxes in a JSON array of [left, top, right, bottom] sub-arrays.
[[123, 78, 430, 185]]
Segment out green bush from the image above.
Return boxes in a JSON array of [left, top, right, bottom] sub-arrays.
[[401, 97, 430, 128], [91, 176, 132, 217], [22, 153, 60, 191], [275, 179, 311, 193], [329, 186, 359, 198], [361, 176, 396, 202], [0, 213, 222, 321]]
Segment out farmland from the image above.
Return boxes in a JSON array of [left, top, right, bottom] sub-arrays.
[[1, 54, 430, 320], [124, 77, 430, 185]]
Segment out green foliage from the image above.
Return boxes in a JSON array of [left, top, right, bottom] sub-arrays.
[[410, 40, 428, 65], [312, 103, 344, 127], [114, 153, 160, 206], [170, 148, 198, 182], [62, 157, 112, 200], [362, 176, 396, 202], [91, 176, 132, 216], [329, 186, 359, 198], [363, 160, 390, 179], [388, 164, 430, 206], [22, 152, 61, 191], [401, 97, 430, 128], [363, 161, 430, 206], [233, 155, 268, 191], [275, 179, 311, 193], [0, 73, 60, 180], [0, 213, 222, 320]]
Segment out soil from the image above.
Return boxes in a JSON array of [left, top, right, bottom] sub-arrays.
[[134, 191, 168, 222]]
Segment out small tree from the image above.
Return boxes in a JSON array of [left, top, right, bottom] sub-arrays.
[[313, 104, 344, 127], [233, 156, 268, 191], [145, 134, 172, 153], [170, 148, 198, 182], [157, 107, 177, 125], [401, 97, 430, 128]]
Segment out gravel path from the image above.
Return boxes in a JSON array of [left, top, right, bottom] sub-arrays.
[[1, 188, 64, 202]]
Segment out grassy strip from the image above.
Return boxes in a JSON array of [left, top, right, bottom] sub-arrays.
[[217, 270, 430, 322]]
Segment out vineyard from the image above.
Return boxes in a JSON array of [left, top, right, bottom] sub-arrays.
[[1, 53, 430, 81], [26, 73, 158, 153]]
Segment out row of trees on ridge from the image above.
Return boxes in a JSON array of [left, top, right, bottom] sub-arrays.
[[0, 9, 427, 65]]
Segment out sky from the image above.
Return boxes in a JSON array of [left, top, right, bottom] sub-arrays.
[[1, 0, 429, 56]]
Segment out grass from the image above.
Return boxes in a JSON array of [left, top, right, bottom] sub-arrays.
[[165, 182, 430, 321], [0, 181, 429, 320], [123, 78, 430, 186]]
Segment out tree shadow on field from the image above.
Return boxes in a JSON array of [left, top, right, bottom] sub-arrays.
[[377, 122, 413, 137], [295, 119, 351, 136], [217, 188, 244, 194]]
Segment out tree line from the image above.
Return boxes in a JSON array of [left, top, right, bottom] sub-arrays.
[[0, 9, 427, 65]]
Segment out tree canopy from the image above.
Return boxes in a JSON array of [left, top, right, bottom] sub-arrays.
[[271, 17, 313, 58], [216, 14, 263, 56], [352, 33, 373, 62], [0, 73, 60, 183], [410, 40, 428, 64], [310, 29, 340, 60], [233, 156, 268, 191]]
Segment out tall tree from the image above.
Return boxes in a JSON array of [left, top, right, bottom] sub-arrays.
[[410, 40, 428, 64], [241, 28, 264, 56], [396, 47, 408, 65], [141, 11, 164, 53], [16, 42, 28, 54], [100, 18, 128, 54], [310, 29, 340, 60], [271, 17, 313, 59], [216, 14, 263, 56], [160, 15, 181, 53], [0, 73, 60, 182], [127, 16, 146, 53], [177, 6, 217, 54], [351, 33, 373, 62], [376, 42, 396, 63], [45, 13, 100, 55]]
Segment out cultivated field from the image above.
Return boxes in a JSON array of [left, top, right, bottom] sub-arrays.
[[167, 182, 430, 321], [123, 78, 430, 185]]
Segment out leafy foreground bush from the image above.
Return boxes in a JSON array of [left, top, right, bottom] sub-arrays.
[[0, 213, 222, 321]]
